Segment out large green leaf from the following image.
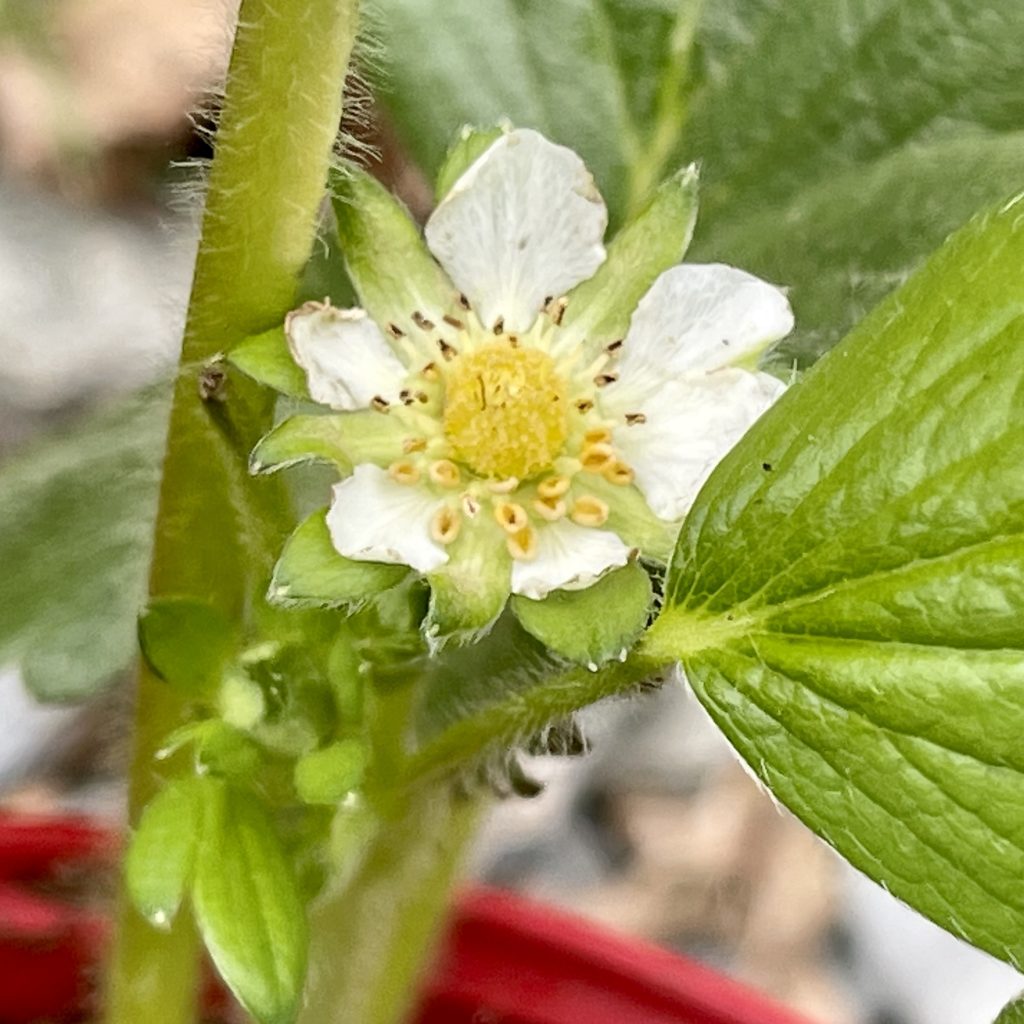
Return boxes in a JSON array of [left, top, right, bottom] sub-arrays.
[[646, 196, 1024, 966], [382, 0, 1024, 361], [0, 389, 166, 700]]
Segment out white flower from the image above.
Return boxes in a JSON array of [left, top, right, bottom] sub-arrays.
[[277, 129, 793, 632]]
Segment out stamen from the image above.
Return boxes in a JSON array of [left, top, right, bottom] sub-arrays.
[[443, 314, 465, 330], [594, 373, 619, 388], [575, 399, 594, 413], [387, 322, 405, 339], [399, 388, 415, 406], [624, 412, 647, 426], [402, 437, 427, 454], [584, 427, 612, 446], [571, 495, 609, 527], [422, 362, 439, 381], [428, 459, 461, 488], [494, 502, 529, 534], [458, 293, 471, 310], [580, 443, 615, 473], [430, 506, 462, 545], [462, 494, 481, 518], [537, 475, 571, 499], [371, 396, 390, 412], [437, 339, 458, 361], [412, 311, 435, 331], [507, 525, 538, 561], [605, 339, 623, 353], [487, 477, 519, 494], [545, 296, 568, 325], [508, 335, 519, 349], [492, 316, 505, 336], [604, 461, 634, 486], [533, 497, 566, 522], [415, 391, 430, 404], [388, 460, 421, 485]]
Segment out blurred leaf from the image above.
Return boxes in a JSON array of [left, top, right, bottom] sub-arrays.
[[294, 739, 368, 805], [996, 997, 1024, 1024], [138, 597, 236, 696], [650, 199, 1024, 965], [126, 777, 204, 929], [268, 509, 408, 608], [0, 389, 166, 701], [511, 562, 652, 665], [193, 784, 308, 1024]]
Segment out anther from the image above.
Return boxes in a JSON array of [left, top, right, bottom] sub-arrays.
[[430, 506, 462, 545], [545, 296, 568, 326], [492, 316, 505, 336], [604, 461, 635, 486], [625, 412, 647, 426], [462, 494, 481, 518], [571, 495, 609, 527], [428, 459, 461, 488], [537, 475, 571, 499], [388, 460, 421, 485], [443, 314, 465, 330], [412, 311, 435, 331], [508, 335, 519, 348], [437, 339, 458, 361], [371, 395, 390, 412], [458, 293, 471, 310], [584, 427, 612, 446], [506, 525, 538, 561], [605, 339, 623, 353], [594, 373, 619, 387], [422, 361, 439, 381], [580, 443, 615, 473], [387, 322, 405, 339], [494, 502, 529, 533], [416, 391, 430, 404], [487, 477, 519, 494], [402, 437, 427, 454], [399, 388, 415, 406], [532, 497, 566, 522]]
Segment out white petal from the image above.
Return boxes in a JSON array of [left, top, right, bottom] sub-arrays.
[[424, 129, 607, 334], [511, 520, 630, 600], [286, 302, 407, 411], [613, 369, 786, 521], [326, 464, 448, 573], [616, 264, 794, 390]]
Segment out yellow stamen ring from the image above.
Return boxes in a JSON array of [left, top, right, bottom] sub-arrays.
[[388, 460, 421, 485], [507, 525, 538, 560], [571, 495, 609, 527], [428, 459, 461, 488], [537, 475, 571, 499], [494, 501, 529, 534], [430, 506, 462, 545], [580, 443, 615, 473]]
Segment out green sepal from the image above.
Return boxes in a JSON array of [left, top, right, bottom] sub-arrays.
[[330, 166, 458, 338], [511, 561, 653, 665], [561, 165, 699, 358], [250, 411, 405, 475], [995, 997, 1024, 1023], [435, 122, 507, 201], [228, 326, 310, 399], [192, 783, 308, 1024], [294, 739, 369, 805], [268, 508, 408, 608], [125, 777, 205, 929], [138, 597, 236, 696], [426, 521, 510, 647], [158, 719, 264, 779], [581, 476, 679, 565]]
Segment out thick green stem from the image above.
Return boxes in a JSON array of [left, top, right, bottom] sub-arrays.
[[299, 786, 482, 1024], [104, 2, 359, 1022]]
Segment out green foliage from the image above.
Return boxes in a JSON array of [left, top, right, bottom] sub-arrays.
[[269, 509, 408, 608], [138, 597, 237, 696], [995, 997, 1024, 1024], [648, 197, 1024, 968], [295, 740, 368, 805], [193, 784, 309, 1024], [229, 326, 311, 399], [511, 563, 652, 665], [0, 389, 165, 700], [126, 778, 205, 928]]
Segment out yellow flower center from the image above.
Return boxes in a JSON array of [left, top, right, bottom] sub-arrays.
[[442, 343, 568, 480]]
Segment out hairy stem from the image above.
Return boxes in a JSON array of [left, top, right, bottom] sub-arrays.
[[104, 2, 359, 1022]]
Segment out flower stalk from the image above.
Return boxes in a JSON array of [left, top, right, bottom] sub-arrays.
[[103, 1, 360, 1022]]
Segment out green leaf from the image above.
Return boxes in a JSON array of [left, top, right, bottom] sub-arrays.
[[294, 739, 368, 805], [126, 777, 204, 929], [330, 166, 459, 335], [512, 563, 652, 665], [138, 597, 236, 696], [229, 326, 310, 399], [995, 996, 1024, 1024], [381, 0, 693, 223], [193, 784, 308, 1024], [647, 197, 1024, 967], [0, 388, 165, 701], [561, 164, 699, 358], [250, 411, 406, 475], [435, 123, 506, 200], [269, 508, 408, 608]]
